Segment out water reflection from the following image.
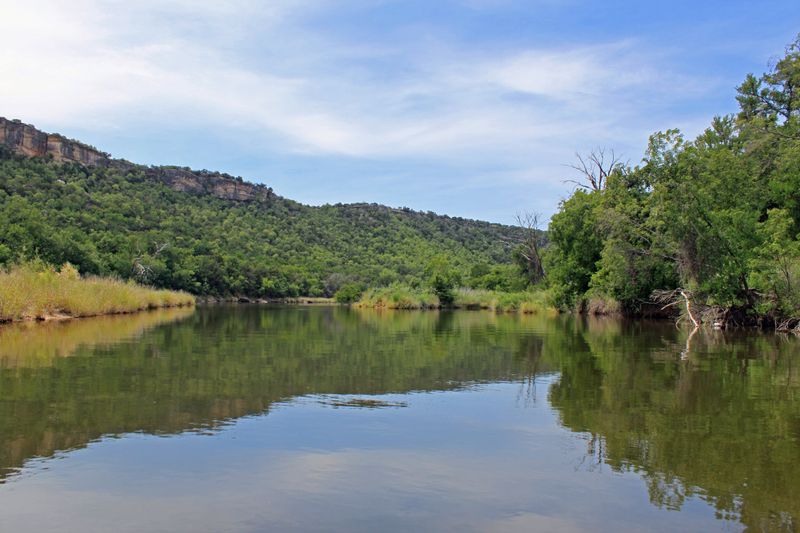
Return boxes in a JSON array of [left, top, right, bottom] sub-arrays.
[[550, 320, 800, 532], [0, 306, 196, 367], [0, 306, 798, 532]]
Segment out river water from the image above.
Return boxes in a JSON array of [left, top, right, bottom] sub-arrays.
[[0, 305, 798, 532]]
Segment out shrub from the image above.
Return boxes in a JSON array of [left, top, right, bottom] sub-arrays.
[[335, 283, 363, 304]]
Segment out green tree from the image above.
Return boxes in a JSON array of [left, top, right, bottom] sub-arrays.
[[426, 255, 462, 306], [544, 190, 603, 309]]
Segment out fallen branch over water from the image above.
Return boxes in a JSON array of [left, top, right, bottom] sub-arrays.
[[654, 289, 701, 328], [652, 288, 800, 332]]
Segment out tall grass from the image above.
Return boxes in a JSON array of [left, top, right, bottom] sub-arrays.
[[453, 288, 552, 314], [355, 285, 554, 314], [0, 262, 194, 323], [355, 286, 439, 309]]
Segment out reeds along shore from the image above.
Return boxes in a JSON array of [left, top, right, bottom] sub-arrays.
[[355, 286, 554, 314], [0, 262, 194, 323]]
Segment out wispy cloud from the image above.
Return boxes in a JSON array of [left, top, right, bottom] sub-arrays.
[[0, 0, 746, 221]]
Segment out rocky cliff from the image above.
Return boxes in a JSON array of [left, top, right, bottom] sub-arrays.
[[140, 166, 274, 203], [0, 117, 273, 203], [0, 117, 109, 166]]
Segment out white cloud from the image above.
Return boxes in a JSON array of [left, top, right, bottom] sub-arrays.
[[479, 42, 654, 99], [0, 0, 719, 218]]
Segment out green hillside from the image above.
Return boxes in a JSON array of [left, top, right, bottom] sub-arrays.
[[0, 146, 523, 297]]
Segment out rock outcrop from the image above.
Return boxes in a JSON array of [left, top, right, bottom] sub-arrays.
[[142, 166, 274, 203], [0, 117, 109, 166], [0, 116, 273, 203]]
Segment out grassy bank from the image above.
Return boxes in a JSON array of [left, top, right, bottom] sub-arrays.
[[355, 286, 440, 309], [355, 285, 553, 313], [0, 263, 194, 323], [453, 288, 552, 313]]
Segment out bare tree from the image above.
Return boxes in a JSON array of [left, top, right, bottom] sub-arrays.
[[132, 241, 168, 282], [515, 211, 546, 284], [565, 148, 624, 191], [653, 288, 700, 329]]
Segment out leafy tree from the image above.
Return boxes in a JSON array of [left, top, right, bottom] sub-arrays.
[[426, 255, 462, 306], [544, 190, 603, 309], [542, 35, 800, 322], [748, 208, 800, 315]]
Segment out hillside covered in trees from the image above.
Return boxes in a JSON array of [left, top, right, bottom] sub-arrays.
[[0, 139, 524, 298], [545, 36, 800, 326], [4, 36, 800, 327]]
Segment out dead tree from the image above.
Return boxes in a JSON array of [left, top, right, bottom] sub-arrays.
[[132, 241, 169, 282], [565, 148, 623, 191], [514, 211, 546, 284], [653, 288, 700, 328], [653, 288, 704, 358]]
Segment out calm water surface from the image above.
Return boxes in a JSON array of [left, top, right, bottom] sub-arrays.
[[0, 305, 799, 532]]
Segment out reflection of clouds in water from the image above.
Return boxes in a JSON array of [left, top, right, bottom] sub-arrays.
[[0, 308, 786, 532], [485, 513, 584, 533], [0, 387, 731, 533]]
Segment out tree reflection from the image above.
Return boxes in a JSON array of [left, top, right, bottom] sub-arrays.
[[1, 307, 799, 531], [547, 320, 800, 531]]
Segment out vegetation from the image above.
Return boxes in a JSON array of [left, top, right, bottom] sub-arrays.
[[453, 288, 551, 313], [543, 36, 800, 326], [355, 285, 440, 309], [354, 285, 551, 313], [0, 261, 193, 322], [3, 38, 799, 329], [0, 146, 522, 298], [334, 283, 364, 304]]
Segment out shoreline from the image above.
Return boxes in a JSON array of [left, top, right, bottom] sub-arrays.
[[195, 296, 336, 305], [0, 302, 195, 326], [0, 263, 196, 324], [5, 298, 797, 335]]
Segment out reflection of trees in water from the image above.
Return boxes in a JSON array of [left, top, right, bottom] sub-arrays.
[[547, 320, 800, 532], [513, 334, 545, 407], [0, 307, 196, 367], [0, 307, 555, 483], [3, 307, 799, 532]]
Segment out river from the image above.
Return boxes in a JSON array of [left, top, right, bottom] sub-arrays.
[[0, 305, 798, 532]]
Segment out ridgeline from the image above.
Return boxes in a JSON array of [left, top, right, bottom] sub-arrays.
[[0, 117, 524, 298]]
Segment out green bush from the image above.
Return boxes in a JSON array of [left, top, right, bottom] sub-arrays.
[[335, 283, 363, 304]]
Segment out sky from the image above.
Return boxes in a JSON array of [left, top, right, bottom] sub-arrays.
[[1, 0, 798, 224]]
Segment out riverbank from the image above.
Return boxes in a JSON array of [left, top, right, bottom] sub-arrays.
[[196, 296, 336, 305], [355, 286, 555, 314], [0, 263, 194, 323]]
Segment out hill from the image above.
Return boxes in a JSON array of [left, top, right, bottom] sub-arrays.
[[0, 117, 524, 297]]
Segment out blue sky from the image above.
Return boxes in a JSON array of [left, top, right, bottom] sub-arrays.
[[1, 0, 798, 223]]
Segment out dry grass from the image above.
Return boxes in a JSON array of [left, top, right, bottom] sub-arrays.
[[0, 262, 194, 323], [355, 286, 440, 309], [581, 294, 622, 316], [453, 288, 552, 314], [355, 286, 555, 314]]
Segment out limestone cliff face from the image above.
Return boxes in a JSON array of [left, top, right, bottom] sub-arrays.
[[142, 166, 274, 203], [0, 117, 109, 166], [0, 117, 273, 203]]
